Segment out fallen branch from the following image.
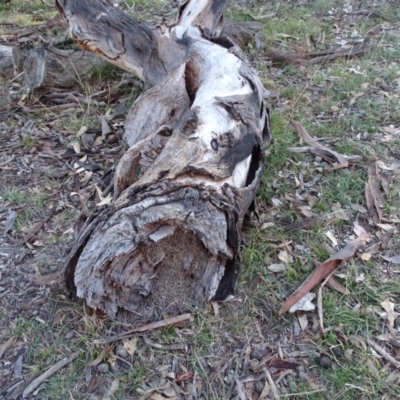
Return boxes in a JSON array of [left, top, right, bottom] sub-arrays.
[[22, 353, 78, 398], [266, 38, 371, 65], [290, 121, 358, 171], [289, 146, 361, 163], [309, 38, 371, 64]]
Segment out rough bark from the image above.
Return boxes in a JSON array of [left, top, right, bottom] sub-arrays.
[[0, 45, 14, 79], [23, 47, 104, 90], [58, 0, 271, 318]]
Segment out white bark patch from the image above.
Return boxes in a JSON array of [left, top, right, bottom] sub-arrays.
[[149, 225, 176, 242]]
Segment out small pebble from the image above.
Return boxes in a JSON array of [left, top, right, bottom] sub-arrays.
[[116, 346, 128, 358], [251, 347, 267, 361], [390, 339, 400, 348], [331, 348, 341, 358], [65, 331, 74, 339], [254, 381, 264, 394], [97, 363, 109, 373], [318, 354, 332, 369]]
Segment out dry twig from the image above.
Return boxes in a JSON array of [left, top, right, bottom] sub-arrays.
[[94, 314, 193, 344], [366, 338, 400, 369], [22, 353, 78, 398]]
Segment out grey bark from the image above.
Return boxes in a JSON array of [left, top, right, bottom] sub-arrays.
[[23, 47, 104, 90], [58, 0, 271, 319]]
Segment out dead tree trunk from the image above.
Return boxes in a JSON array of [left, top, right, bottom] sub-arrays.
[[58, 0, 271, 318]]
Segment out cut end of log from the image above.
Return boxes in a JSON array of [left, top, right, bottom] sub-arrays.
[[66, 185, 239, 318]]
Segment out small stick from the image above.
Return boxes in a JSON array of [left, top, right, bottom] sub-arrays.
[[366, 338, 400, 369], [264, 368, 280, 400], [281, 389, 326, 397], [22, 103, 81, 113], [94, 314, 192, 344], [317, 271, 335, 337], [142, 336, 187, 351], [22, 353, 78, 398]]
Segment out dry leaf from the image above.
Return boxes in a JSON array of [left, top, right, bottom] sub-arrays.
[[235, 377, 246, 400], [259, 380, 270, 399], [375, 160, 400, 171], [77, 126, 88, 137], [360, 242, 381, 261], [103, 378, 119, 400], [376, 223, 396, 232], [344, 349, 354, 361], [297, 312, 308, 330], [87, 348, 106, 367], [326, 276, 349, 294], [353, 222, 368, 237], [348, 335, 367, 350], [211, 301, 219, 317], [279, 232, 369, 314], [348, 68, 365, 75], [278, 250, 291, 264], [72, 140, 81, 154], [381, 300, 396, 328], [23, 220, 46, 243], [150, 394, 165, 400], [267, 263, 286, 272], [107, 350, 118, 367], [365, 166, 385, 223], [96, 193, 112, 207], [123, 337, 137, 356], [325, 231, 338, 247]]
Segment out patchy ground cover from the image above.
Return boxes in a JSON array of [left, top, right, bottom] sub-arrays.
[[1, 0, 400, 399]]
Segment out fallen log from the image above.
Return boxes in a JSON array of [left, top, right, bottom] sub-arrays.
[[23, 47, 104, 90], [58, 0, 270, 318]]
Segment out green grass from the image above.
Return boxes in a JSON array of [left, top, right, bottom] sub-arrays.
[[0, 187, 27, 204]]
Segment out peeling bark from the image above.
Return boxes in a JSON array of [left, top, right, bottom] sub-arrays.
[[58, 0, 271, 319]]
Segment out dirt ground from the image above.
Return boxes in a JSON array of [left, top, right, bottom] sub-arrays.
[[1, 0, 400, 399]]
